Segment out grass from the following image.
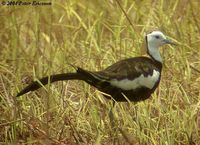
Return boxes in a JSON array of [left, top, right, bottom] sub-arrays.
[[0, 0, 200, 144]]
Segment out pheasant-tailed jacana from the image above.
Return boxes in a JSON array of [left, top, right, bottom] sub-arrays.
[[16, 31, 174, 102]]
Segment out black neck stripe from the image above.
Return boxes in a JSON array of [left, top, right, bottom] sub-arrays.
[[145, 35, 162, 67]]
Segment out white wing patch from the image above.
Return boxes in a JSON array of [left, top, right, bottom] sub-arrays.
[[110, 70, 160, 90]]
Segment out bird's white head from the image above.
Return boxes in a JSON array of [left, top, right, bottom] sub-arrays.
[[146, 31, 174, 63]]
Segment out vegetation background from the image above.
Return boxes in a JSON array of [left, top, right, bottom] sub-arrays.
[[0, 0, 200, 144]]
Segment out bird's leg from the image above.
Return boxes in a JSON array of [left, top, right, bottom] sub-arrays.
[[108, 100, 117, 131]]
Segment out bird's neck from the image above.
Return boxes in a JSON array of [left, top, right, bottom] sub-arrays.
[[146, 41, 162, 63]]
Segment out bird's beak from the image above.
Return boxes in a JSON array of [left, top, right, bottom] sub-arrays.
[[163, 39, 176, 45]]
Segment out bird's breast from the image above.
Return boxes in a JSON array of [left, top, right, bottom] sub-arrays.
[[110, 69, 160, 90]]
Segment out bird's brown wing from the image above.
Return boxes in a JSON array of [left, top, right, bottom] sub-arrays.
[[91, 57, 158, 81]]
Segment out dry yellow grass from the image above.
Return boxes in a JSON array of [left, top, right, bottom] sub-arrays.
[[0, 0, 200, 144]]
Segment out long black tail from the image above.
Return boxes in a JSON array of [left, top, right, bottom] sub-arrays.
[[16, 72, 84, 97]]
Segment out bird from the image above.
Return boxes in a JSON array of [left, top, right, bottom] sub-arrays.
[[16, 31, 174, 102]]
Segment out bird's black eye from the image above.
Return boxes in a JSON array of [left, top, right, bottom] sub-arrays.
[[155, 35, 160, 39]]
